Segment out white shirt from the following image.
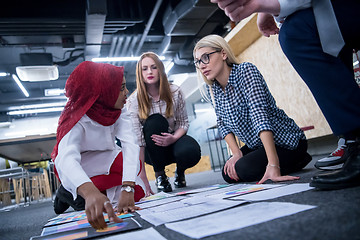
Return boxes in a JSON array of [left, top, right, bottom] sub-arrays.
[[54, 107, 141, 200]]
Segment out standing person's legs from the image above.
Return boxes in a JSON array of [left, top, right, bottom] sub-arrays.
[[279, 7, 360, 138], [172, 135, 201, 187], [222, 140, 311, 183], [278, 3, 360, 189], [143, 113, 173, 192]]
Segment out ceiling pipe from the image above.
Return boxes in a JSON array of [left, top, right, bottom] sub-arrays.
[[84, 0, 107, 61], [134, 0, 163, 56]]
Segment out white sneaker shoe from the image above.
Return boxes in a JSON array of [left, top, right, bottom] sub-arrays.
[[315, 138, 347, 170]]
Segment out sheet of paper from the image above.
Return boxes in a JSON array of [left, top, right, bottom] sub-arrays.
[[97, 227, 167, 240], [32, 218, 142, 240], [227, 183, 313, 201], [44, 211, 133, 227], [165, 202, 316, 239], [175, 183, 230, 195], [41, 214, 133, 236], [205, 183, 284, 200], [136, 191, 173, 204], [135, 195, 187, 209], [140, 199, 247, 226], [138, 201, 190, 216]]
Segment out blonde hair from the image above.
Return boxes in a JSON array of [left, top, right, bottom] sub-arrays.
[[193, 34, 240, 104], [135, 52, 173, 120]]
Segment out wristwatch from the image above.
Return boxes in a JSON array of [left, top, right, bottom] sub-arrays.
[[121, 185, 134, 193]]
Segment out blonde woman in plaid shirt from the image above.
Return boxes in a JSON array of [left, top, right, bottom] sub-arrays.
[[127, 52, 201, 194], [193, 35, 312, 184]]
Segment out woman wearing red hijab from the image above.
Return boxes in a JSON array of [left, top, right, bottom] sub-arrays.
[[52, 61, 145, 229]]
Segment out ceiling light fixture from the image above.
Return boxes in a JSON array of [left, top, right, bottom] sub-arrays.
[[44, 88, 65, 96], [8, 102, 67, 111], [92, 56, 166, 62], [0, 72, 9, 77], [8, 107, 64, 116], [12, 74, 29, 97], [16, 65, 59, 82]]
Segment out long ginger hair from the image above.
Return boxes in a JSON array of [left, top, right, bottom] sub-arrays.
[[135, 52, 173, 120]]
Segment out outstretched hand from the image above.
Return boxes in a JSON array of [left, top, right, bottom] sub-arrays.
[[83, 190, 122, 230], [117, 192, 141, 214], [257, 165, 299, 184]]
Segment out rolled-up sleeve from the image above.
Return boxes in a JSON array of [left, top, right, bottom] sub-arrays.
[[116, 108, 140, 182]]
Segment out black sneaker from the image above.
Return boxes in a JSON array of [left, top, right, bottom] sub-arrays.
[[174, 172, 186, 188], [156, 175, 172, 192]]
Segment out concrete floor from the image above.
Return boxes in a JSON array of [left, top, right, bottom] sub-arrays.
[[1, 136, 360, 240]]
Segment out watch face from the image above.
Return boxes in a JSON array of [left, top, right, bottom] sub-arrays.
[[122, 185, 134, 193]]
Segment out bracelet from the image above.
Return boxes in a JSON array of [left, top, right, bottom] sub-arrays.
[[267, 164, 280, 169]]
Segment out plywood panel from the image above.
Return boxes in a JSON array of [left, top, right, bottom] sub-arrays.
[[225, 20, 332, 139]]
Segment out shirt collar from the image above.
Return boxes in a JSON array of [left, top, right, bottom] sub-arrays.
[[212, 64, 239, 91]]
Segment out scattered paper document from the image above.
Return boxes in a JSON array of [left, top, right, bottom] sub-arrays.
[[227, 183, 313, 201], [31, 218, 142, 240], [136, 195, 187, 209], [175, 183, 230, 195], [97, 227, 167, 240], [140, 199, 247, 226], [205, 183, 283, 200], [165, 202, 316, 239]]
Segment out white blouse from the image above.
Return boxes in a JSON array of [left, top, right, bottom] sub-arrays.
[[54, 107, 141, 200]]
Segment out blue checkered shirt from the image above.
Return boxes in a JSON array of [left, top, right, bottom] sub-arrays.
[[209, 63, 305, 150]]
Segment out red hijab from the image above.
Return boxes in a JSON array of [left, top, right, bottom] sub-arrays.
[[51, 61, 124, 161]]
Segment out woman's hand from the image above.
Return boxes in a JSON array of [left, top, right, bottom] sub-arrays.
[[117, 191, 141, 214], [224, 152, 242, 181], [151, 133, 176, 147], [78, 182, 122, 230], [257, 165, 299, 184]]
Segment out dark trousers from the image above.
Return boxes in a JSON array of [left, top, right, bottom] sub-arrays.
[[222, 140, 312, 183], [143, 113, 201, 173], [279, 0, 360, 138]]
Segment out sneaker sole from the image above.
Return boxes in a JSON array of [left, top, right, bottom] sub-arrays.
[[315, 163, 344, 171]]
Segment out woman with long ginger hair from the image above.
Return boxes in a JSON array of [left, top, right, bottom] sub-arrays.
[[127, 52, 201, 193]]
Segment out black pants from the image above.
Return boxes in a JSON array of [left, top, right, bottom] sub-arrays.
[[222, 139, 312, 183], [143, 113, 201, 173]]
